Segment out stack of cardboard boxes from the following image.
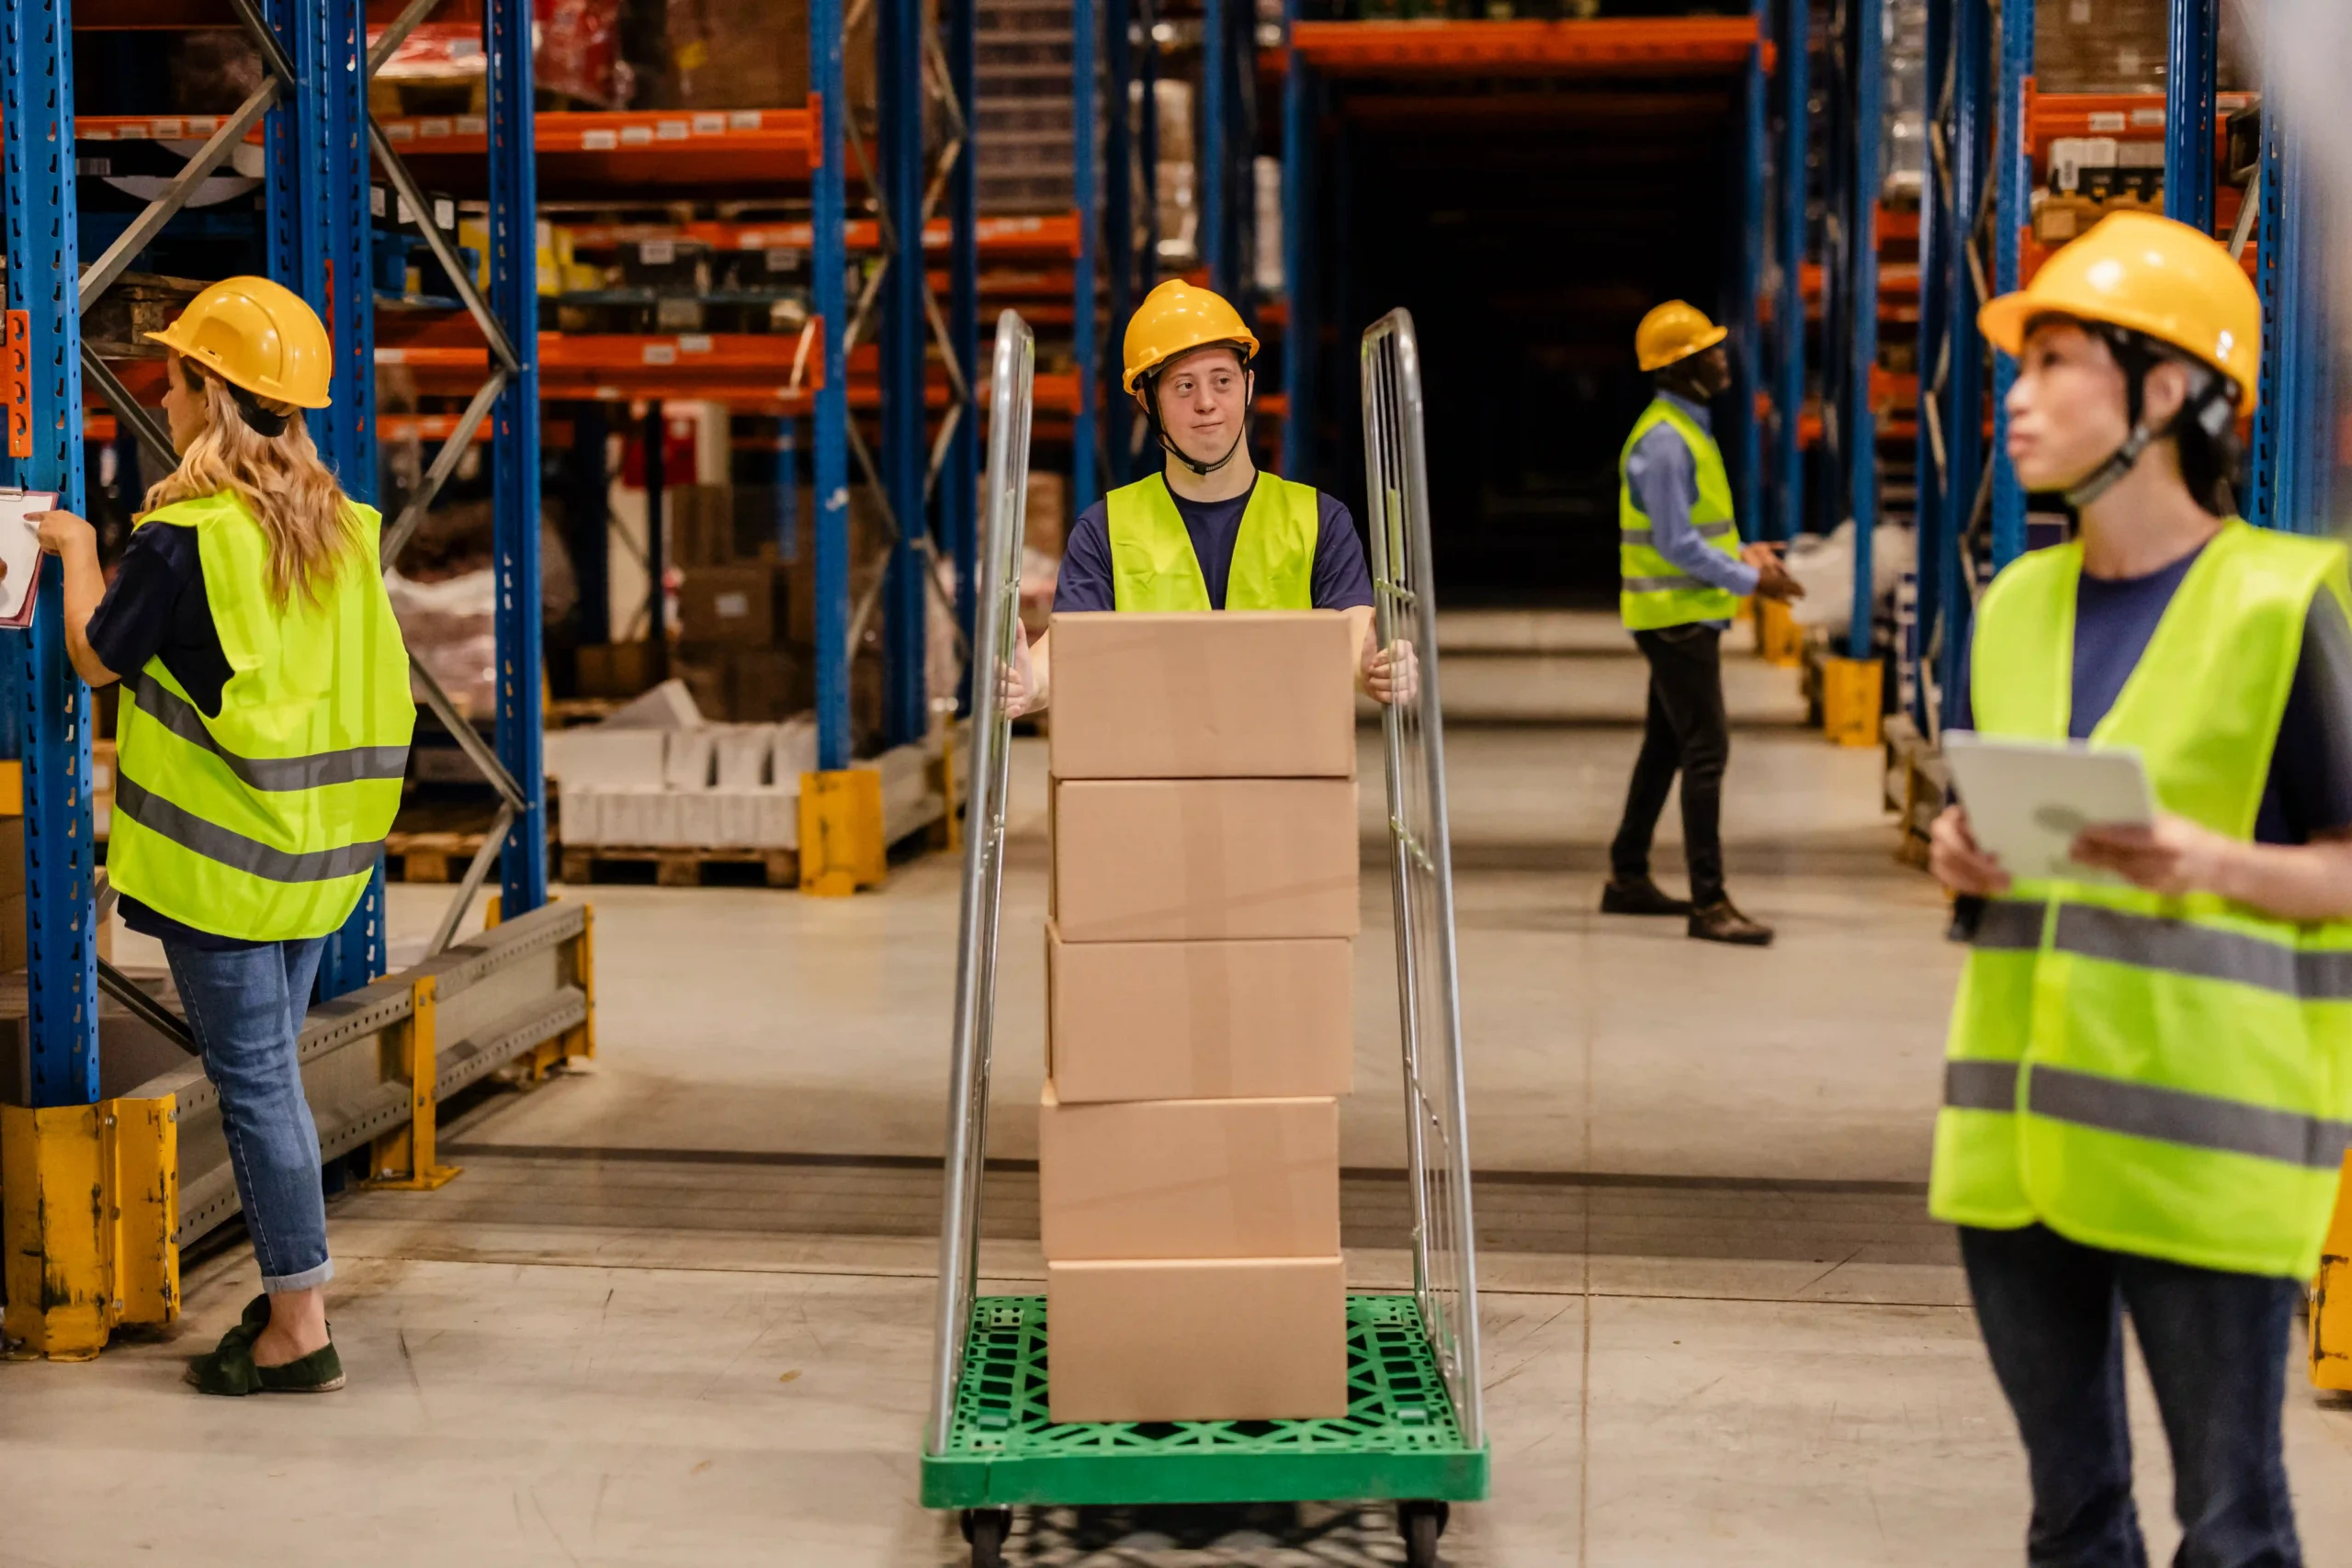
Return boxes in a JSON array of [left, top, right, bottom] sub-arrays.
[[1039, 612, 1361, 1423]]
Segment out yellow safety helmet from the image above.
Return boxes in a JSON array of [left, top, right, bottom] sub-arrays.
[[1122, 278, 1260, 393], [146, 275, 334, 410], [1634, 300, 1727, 373], [1978, 210, 2260, 408]]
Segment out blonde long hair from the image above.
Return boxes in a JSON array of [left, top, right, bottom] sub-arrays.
[[141, 362, 363, 608]]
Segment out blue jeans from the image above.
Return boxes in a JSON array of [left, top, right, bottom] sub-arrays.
[[165, 936, 333, 1293], [1959, 1224, 2304, 1568]]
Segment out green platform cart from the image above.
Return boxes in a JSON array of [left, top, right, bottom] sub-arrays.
[[924, 310, 1487, 1567]]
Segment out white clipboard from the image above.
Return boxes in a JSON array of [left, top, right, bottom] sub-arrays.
[[1943, 731, 2156, 886], [0, 489, 54, 629]]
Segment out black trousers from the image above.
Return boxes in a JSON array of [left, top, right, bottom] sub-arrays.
[[1610, 623, 1730, 907]]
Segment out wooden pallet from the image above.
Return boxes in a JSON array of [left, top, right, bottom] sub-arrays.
[[559, 844, 800, 888], [386, 830, 491, 884]]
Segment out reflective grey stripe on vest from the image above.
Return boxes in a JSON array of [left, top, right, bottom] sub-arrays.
[[114, 776, 383, 885], [2296, 948, 2352, 1000], [1943, 1057, 2352, 1168], [2052, 903, 2299, 997], [1971, 899, 2044, 951], [132, 671, 409, 793], [1945, 1058, 2020, 1111], [1623, 573, 1713, 593], [2030, 1064, 2352, 1171], [1620, 521, 1737, 546]]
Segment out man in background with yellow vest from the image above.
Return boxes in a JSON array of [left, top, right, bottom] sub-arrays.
[[1602, 301, 1803, 945], [1929, 213, 2352, 1564], [1001, 278, 1414, 714]]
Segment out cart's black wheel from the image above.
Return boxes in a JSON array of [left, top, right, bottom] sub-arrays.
[[1398, 1500, 1449, 1567], [960, 1507, 1012, 1567]]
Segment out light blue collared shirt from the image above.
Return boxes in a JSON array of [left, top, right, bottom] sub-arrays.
[[1623, 391, 1758, 626]]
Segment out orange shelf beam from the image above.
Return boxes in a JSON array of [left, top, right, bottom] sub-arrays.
[[1285, 17, 1762, 77], [566, 212, 1080, 261]]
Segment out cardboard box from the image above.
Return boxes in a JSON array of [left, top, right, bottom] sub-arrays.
[[1038, 1083, 1339, 1260], [670, 483, 737, 568], [577, 640, 665, 697], [1046, 1257, 1348, 1423], [1051, 779, 1360, 942], [1046, 921, 1353, 1102], [1046, 612, 1355, 780], [681, 564, 790, 648]]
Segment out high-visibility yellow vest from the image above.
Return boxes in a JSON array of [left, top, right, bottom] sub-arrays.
[[1104, 472, 1317, 612], [107, 491, 415, 942], [1618, 398, 1743, 631], [1929, 520, 2352, 1279]]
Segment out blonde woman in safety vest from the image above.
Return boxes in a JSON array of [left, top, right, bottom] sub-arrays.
[[1929, 212, 2352, 1564], [33, 277, 414, 1395], [1000, 278, 1414, 714]]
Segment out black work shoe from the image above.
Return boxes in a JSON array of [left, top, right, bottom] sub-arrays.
[[1600, 877, 1693, 917], [1689, 899, 1774, 947]]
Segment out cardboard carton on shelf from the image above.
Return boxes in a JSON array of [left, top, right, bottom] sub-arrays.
[[1037, 1083, 1339, 1261], [1046, 1256, 1348, 1423], [1046, 611, 1357, 781], [1050, 777, 1360, 942], [1046, 920, 1353, 1103], [680, 563, 792, 649]]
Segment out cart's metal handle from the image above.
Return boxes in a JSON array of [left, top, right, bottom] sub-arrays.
[[925, 310, 1036, 1455], [1361, 308, 1486, 1450]]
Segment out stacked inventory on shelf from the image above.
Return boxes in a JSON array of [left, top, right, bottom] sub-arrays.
[[1039, 613, 1359, 1423]]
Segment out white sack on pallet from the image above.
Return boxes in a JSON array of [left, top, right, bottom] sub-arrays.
[[713, 725, 776, 789], [1786, 521, 1917, 638], [386, 568, 496, 719], [548, 727, 667, 789], [663, 728, 718, 791], [602, 678, 705, 730]]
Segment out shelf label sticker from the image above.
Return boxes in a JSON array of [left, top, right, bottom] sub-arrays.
[[2087, 111, 2127, 132], [184, 117, 218, 134], [657, 120, 689, 141], [642, 344, 679, 365], [82, 126, 115, 140], [2130, 107, 2165, 128], [620, 125, 655, 146], [421, 118, 453, 139], [679, 335, 714, 354], [729, 110, 763, 130], [459, 116, 486, 135], [387, 122, 416, 142], [694, 113, 727, 135], [582, 129, 620, 150], [151, 117, 184, 138], [639, 239, 677, 265]]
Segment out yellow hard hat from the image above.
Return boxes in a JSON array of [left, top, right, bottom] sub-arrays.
[[1634, 300, 1727, 373], [1978, 210, 2260, 408], [1122, 278, 1260, 393], [146, 275, 334, 410]]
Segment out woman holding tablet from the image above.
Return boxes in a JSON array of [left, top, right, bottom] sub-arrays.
[[1928, 212, 2352, 1565]]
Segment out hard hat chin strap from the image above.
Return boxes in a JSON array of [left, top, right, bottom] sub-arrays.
[[2061, 328, 2233, 511]]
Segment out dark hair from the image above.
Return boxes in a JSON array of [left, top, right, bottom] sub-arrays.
[[2173, 412, 2242, 518]]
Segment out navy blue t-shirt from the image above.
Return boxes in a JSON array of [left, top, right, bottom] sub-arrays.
[[1053, 477, 1375, 613], [85, 522, 260, 952], [1951, 541, 2352, 845]]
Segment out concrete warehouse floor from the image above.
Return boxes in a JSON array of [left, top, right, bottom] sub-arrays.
[[6, 611, 2351, 1566]]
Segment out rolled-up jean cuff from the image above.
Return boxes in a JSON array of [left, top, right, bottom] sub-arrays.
[[264, 1258, 334, 1293]]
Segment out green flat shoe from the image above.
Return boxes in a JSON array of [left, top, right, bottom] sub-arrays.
[[185, 1295, 344, 1395]]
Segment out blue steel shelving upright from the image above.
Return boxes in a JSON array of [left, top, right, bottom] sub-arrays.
[[1822, 0, 1884, 657], [2, 0, 97, 1108], [1984, 0, 2031, 571], [1772, 0, 1810, 545], [266, 0, 386, 993]]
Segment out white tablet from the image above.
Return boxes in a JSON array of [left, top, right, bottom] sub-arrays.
[[1942, 731, 2155, 886]]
